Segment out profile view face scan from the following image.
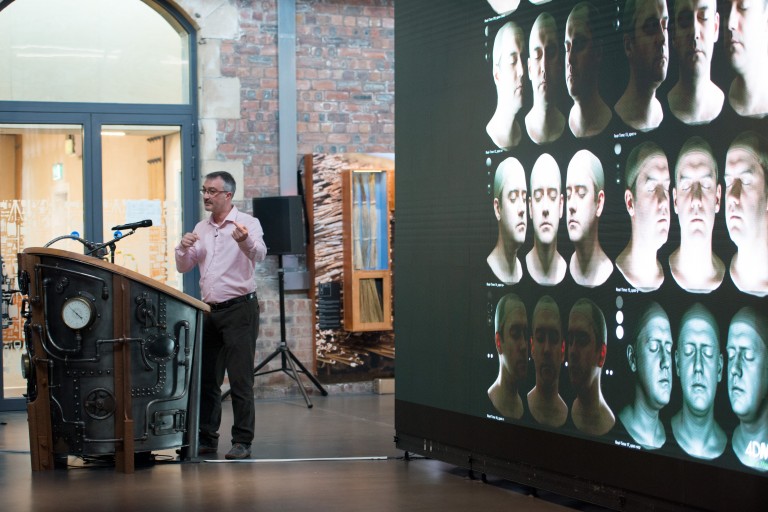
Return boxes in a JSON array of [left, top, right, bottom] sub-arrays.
[[615, 0, 669, 131], [565, 2, 612, 138], [526, 153, 566, 286], [619, 301, 673, 449], [487, 21, 526, 150], [527, 296, 568, 428], [727, 307, 768, 471], [724, 0, 768, 118], [668, 0, 724, 125], [488, 294, 529, 419], [566, 150, 612, 288], [488, 157, 527, 285], [616, 141, 671, 291], [567, 299, 615, 436], [672, 303, 726, 460], [525, 12, 565, 145], [670, 136, 724, 293], [724, 131, 768, 297]]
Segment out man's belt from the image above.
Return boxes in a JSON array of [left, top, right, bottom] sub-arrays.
[[207, 292, 257, 312]]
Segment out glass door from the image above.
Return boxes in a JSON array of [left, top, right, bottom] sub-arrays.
[[0, 117, 194, 409], [1, 122, 86, 405], [99, 124, 184, 290]]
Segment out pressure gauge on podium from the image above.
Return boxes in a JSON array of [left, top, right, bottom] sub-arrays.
[[62, 296, 96, 330]]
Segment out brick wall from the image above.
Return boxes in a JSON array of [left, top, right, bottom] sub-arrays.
[[175, 0, 394, 393], [296, 1, 395, 155]]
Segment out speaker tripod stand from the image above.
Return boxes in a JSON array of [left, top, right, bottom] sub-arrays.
[[224, 255, 327, 408]]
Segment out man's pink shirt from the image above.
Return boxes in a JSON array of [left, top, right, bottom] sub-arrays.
[[175, 206, 267, 304]]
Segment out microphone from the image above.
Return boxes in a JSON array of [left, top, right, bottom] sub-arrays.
[[111, 219, 153, 231]]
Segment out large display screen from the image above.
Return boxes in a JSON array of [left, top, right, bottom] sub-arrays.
[[395, 0, 767, 509]]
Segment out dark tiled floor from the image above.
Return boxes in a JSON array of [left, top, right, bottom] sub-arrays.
[[0, 394, 609, 511]]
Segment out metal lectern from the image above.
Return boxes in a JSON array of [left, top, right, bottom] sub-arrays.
[[18, 248, 209, 473]]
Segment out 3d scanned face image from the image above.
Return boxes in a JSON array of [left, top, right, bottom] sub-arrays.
[[724, 131, 768, 296], [566, 151, 603, 246], [497, 294, 529, 384], [488, 293, 530, 419], [616, 142, 671, 291], [723, 0, 768, 116], [528, 13, 560, 106], [672, 304, 726, 459], [727, 308, 768, 423], [529, 154, 562, 248], [567, 300, 604, 393], [487, 21, 526, 150], [564, 2, 612, 137], [627, 144, 671, 250], [634, 310, 674, 409], [670, 137, 724, 293], [531, 297, 563, 388], [667, 0, 724, 124], [495, 157, 528, 247], [488, 157, 528, 285]]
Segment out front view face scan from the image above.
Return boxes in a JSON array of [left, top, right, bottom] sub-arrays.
[[487, 22, 526, 150], [673, 0, 719, 80], [672, 303, 726, 460], [674, 140, 720, 240], [677, 306, 722, 416], [727, 307, 768, 471], [668, 0, 723, 124], [619, 302, 673, 449], [530, 155, 562, 247], [670, 137, 724, 293], [532, 298, 563, 388], [724, 131, 768, 296], [528, 296, 568, 428], [526, 154, 566, 286]]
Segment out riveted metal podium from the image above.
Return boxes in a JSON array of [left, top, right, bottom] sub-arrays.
[[17, 248, 209, 473]]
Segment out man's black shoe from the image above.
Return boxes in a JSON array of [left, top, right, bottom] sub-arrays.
[[198, 443, 218, 455]]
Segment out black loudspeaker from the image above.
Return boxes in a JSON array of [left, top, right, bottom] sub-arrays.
[[252, 196, 306, 255]]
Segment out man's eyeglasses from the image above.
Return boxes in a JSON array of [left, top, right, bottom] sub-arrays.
[[200, 188, 228, 197]]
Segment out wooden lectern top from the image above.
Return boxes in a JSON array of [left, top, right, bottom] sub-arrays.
[[22, 247, 210, 313]]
